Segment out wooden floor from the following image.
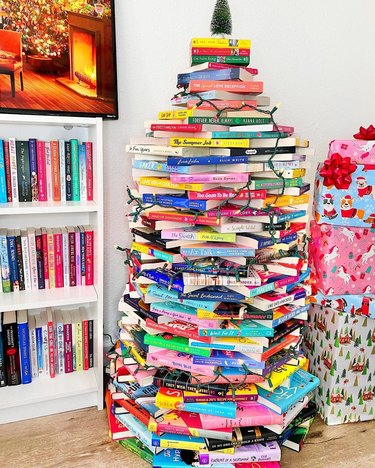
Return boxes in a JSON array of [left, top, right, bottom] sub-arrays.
[[0, 65, 115, 115], [0, 408, 374, 467]]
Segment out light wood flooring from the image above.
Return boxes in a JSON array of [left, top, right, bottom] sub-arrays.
[[1, 408, 374, 467]]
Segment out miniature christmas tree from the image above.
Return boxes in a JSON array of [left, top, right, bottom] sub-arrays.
[[210, 0, 232, 36]]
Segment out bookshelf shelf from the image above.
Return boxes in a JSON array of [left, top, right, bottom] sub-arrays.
[[0, 114, 103, 424]]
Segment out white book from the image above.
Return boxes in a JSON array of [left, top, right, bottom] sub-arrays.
[[27, 228, 38, 290], [39, 309, 49, 377], [59, 140, 66, 201], [126, 144, 230, 157], [54, 309, 65, 374], [28, 314, 38, 378], [62, 227, 69, 287], [228, 124, 274, 133], [21, 230, 32, 291], [45, 141, 53, 201], [8, 138, 18, 202], [265, 395, 310, 434]]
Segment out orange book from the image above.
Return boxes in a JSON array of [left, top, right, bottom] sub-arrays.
[[188, 79, 263, 94], [50, 140, 61, 201]]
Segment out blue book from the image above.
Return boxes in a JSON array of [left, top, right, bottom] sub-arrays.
[[285, 268, 310, 293], [179, 286, 247, 303], [167, 155, 250, 166], [177, 67, 252, 86], [0, 140, 7, 203], [151, 301, 198, 317], [142, 193, 212, 211], [180, 246, 255, 257], [35, 320, 43, 375], [193, 350, 265, 369], [133, 159, 193, 174], [212, 131, 287, 139], [17, 310, 32, 384], [138, 269, 184, 293], [28, 138, 38, 202], [276, 210, 306, 223], [6, 230, 19, 291], [199, 319, 274, 337], [257, 369, 320, 414], [151, 432, 206, 450], [271, 303, 310, 328], [0, 230, 11, 293], [180, 400, 237, 418], [153, 448, 237, 468], [115, 412, 159, 454]]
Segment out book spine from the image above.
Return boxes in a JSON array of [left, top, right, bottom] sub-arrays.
[[0, 233, 11, 293], [47, 316, 55, 378], [0, 324, 7, 386], [37, 231, 46, 289], [170, 173, 249, 184], [80, 227, 86, 285], [35, 326, 43, 375], [47, 229, 55, 289], [8, 138, 19, 202], [0, 140, 7, 203], [63, 323, 73, 373], [41, 323, 49, 376], [88, 319, 94, 368], [56, 321, 65, 374], [36, 140, 47, 201], [3, 322, 21, 385], [79, 144, 87, 201], [68, 230, 76, 286], [28, 139, 39, 201], [82, 319, 89, 370], [75, 320, 83, 371], [50, 141, 61, 201], [191, 38, 251, 47], [3, 140, 12, 202], [54, 230, 63, 288], [29, 324, 38, 378], [16, 141, 32, 202], [65, 141, 72, 201], [18, 320, 32, 384], [28, 230, 38, 290], [187, 98, 257, 110], [45, 142, 53, 201], [167, 155, 249, 166], [21, 232, 32, 291], [15, 232, 25, 291], [85, 228, 94, 286], [7, 234, 19, 291], [191, 55, 250, 65], [59, 140, 66, 201], [75, 229, 81, 286], [70, 139, 80, 201], [191, 47, 250, 56], [62, 228, 70, 287], [85, 142, 93, 201]]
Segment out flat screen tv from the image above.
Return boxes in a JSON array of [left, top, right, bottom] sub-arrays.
[[0, 0, 118, 119]]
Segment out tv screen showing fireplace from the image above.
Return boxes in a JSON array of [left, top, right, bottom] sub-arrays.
[[0, 0, 118, 119]]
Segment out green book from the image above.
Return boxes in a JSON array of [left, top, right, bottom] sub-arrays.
[[251, 177, 303, 189], [118, 437, 153, 464], [192, 55, 250, 65], [70, 139, 80, 201], [188, 117, 272, 125], [144, 333, 211, 357]]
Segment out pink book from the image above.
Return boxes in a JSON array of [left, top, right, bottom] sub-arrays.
[[233, 464, 280, 468], [84, 226, 94, 285], [148, 309, 220, 328], [75, 227, 81, 286], [150, 124, 203, 132], [41, 228, 49, 288], [187, 99, 258, 110], [46, 228, 55, 289], [170, 173, 250, 184], [85, 142, 93, 201], [189, 79, 263, 94], [147, 350, 214, 377], [63, 314, 73, 373], [45, 142, 53, 201], [36, 141, 47, 201], [46, 309, 56, 378], [201, 401, 283, 429], [53, 228, 63, 288], [273, 124, 294, 134], [188, 188, 267, 200]]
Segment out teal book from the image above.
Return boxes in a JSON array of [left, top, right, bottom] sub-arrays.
[[180, 400, 237, 418], [70, 139, 80, 201]]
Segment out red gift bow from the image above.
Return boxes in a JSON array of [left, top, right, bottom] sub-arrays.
[[353, 125, 375, 140], [319, 153, 357, 189]]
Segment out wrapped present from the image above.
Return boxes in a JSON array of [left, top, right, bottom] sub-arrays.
[[314, 161, 375, 228], [329, 138, 375, 166], [304, 304, 375, 425], [309, 221, 375, 295], [311, 291, 375, 319]]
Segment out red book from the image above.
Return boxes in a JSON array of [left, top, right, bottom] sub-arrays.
[[50, 140, 61, 201], [81, 310, 89, 370], [46, 308, 56, 378], [63, 310, 73, 373], [150, 124, 203, 132], [105, 391, 133, 441], [191, 47, 250, 56], [115, 397, 151, 427], [85, 142, 93, 201], [188, 79, 264, 94], [41, 227, 49, 288], [67, 226, 76, 287], [36, 141, 47, 201], [3, 140, 12, 202], [84, 226, 94, 286], [53, 228, 63, 288]]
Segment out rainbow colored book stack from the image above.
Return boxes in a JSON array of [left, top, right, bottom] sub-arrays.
[[106, 37, 319, 466]]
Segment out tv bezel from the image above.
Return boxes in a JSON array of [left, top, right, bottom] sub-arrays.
[[0, 0, 119, 120]]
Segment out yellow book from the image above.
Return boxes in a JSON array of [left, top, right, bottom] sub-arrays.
[[139, 176, 205, 192], [74, 311, 83, 371], [121, 339, 147, 367], [295, 138, 309, 148], [263, 193, 309, 207], [257, 356, 307, 392], [170, 137, 250, 148], [191, 38, 251, 48], [158, 109, 194, 120]]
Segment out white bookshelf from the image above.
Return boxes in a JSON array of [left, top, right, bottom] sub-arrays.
[[0, 114, 104, 424]]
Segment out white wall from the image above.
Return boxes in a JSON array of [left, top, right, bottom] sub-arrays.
[[102, 0, 375, 340]]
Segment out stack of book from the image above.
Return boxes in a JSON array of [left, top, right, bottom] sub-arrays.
[[0, 308, 94, 387], [106, 37, 319, 466]]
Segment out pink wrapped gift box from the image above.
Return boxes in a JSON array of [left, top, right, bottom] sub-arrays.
[[309, 221, 375, 295], [329, 139, 375, 165]]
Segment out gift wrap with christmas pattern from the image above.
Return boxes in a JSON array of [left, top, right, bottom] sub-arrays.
[[309, 221, 375, 296], [304, 304, 375, 425], [314, 161, 375, 228], [329, 139, 375, 165], [311, 291, 375, 320]]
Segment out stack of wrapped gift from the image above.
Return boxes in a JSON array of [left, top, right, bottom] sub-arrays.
[[306, 125, 375, 424]]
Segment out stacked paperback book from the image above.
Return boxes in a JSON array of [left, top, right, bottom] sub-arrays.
[[106, 37, 319, 466]]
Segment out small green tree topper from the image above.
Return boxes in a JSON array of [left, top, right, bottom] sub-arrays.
[[210, 0, 232, 36]]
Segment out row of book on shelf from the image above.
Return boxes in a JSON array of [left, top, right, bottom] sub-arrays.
[[0, 307, 94, 387], [0, 138, 94, 204], [0, 225, 94, 293]]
